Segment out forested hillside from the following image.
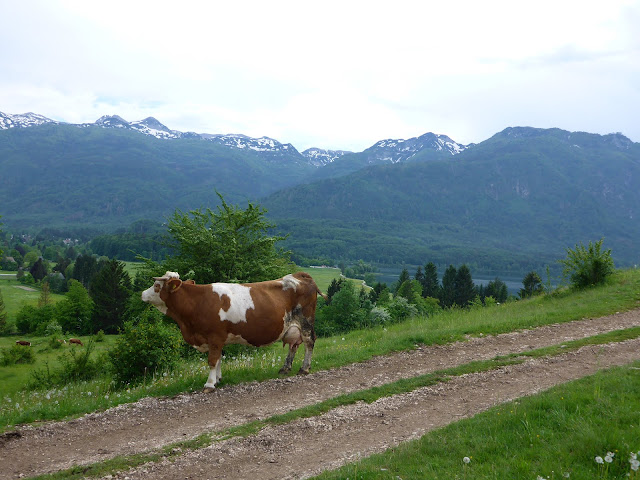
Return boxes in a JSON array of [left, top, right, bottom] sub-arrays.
[[264, 127, 640, 271], [1, 121, 638, 276], [0, 123, 315, 229]]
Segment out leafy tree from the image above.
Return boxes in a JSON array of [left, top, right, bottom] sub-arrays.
[[57, 280, 94, 334], [454, 265, 475, 307], [160, 193, 292, 283], [520, 271, 544, 298], [89, 259, 132, 334], [23, 250, 41, 268], [38, 280, 52, 307], [396, 279, 423, 305], [559, 238, 615, 288], [394, 268, 410, 294], [440, 265, 457, 308], [316, 281, 370, 336]]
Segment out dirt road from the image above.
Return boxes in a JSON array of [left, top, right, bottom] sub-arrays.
[[2, 309, 640, 480]]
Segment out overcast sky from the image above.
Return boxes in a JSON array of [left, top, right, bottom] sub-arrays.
[[1, 0, 638, 151]]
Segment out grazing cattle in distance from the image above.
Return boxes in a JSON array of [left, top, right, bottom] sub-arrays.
[[16, 340, 31, 346], [142, 271, 326, 392], [69, 338, 83, 346]]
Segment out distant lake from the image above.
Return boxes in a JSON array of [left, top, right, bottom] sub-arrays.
[[373, 266, 532, 295]]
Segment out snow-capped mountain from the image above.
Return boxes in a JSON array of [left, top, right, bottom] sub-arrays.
[[365, 132, 468, 164], [0, 110, 469, 168], [0, 111, 58, 129], [203, 133, 298, 155], [301, 148, 352, 166]]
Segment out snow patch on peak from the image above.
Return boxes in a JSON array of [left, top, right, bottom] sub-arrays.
[[302, 148, 351, 166], [0, 111, 57, 130]]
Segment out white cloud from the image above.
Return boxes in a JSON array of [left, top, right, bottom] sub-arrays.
[[1, 0, 638, 150]]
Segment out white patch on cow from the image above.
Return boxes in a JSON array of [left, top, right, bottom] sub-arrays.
[[281, 274, 300, 291], [225, 333, 251, 345], [211, 283, 254, 323], [193, 344, 209, 353], [141, 282, 168, 314], [204, 358, 221, 389]]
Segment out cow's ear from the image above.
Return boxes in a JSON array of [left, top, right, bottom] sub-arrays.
[[167, 278, 183, 293], [185, 279, 196, 285]]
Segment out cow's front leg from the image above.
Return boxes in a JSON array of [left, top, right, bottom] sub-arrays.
[[203, 343, 223, 392]]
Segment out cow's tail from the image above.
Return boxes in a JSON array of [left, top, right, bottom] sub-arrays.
[[317, 286, 328, 301]]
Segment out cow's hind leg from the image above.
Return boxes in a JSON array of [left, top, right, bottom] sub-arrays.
[[279, 343, 299, 375], [298, 317, 316, 375]]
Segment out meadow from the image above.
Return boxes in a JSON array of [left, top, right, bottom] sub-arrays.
[[1, 268, 639, 479]]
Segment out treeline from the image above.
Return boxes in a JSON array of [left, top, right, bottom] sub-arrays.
[[316, 262, 517, 337]]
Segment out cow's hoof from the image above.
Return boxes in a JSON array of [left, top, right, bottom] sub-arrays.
[[297, 369, 310, 376], [278, 367, 291, 375], [203, 387, 216, 393]]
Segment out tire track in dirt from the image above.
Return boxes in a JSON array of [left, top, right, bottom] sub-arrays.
[[110, 339, 640, 480], [1, 309, 639, 479]]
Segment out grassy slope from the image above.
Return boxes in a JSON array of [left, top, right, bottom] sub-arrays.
[[1, 269, 638, 430]]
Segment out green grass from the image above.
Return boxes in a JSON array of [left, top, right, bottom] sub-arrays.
[[314, 361, 640, 480], [1, 269, 639, 434], [0, 277, 65, 322], [24, 330, 640, 480]]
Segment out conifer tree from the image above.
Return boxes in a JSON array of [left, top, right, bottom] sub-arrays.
[[90, 259, 132, 334], [422, 262, 439, 298], [440, 265, 457, 308], [454, 264, 475, 307]]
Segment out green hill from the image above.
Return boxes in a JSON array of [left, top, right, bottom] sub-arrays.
[[263, 127, 640, 272], [0, 123, 315, 229]]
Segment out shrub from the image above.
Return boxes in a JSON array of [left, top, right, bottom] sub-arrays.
[[47, 335, 63, 350], [94, 329, 105, 342], [109, 310, 183, 384], [29, 340, 103, 389], [386, 297, 418, 322], [559, 238, 615, 288], [1, 345, 36, 366], [368, 306, 391, 327]]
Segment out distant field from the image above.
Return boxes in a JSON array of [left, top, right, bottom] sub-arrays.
[[0, 277, 65, 321], [0, 334, 117, 395], [123, 262, 358, 293]]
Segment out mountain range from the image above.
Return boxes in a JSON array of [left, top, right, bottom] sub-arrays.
[[1, 110, 638, 275]]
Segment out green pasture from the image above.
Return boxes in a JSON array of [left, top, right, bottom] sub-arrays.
[[0, 276, 65, 322], [1, 268, 638, 433], [0, 334, 118, 395]]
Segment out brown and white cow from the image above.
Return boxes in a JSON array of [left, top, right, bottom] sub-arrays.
[[142, 271, 326, 391], [16, 340, 31, 346], [69, 338, 83, 346]]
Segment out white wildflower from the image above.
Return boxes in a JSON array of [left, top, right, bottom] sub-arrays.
[[463, 457, 471, 464], [595, 456, 604, 464]]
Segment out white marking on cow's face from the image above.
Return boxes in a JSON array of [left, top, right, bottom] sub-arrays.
[[211, 283, 254, 323], [141, 281, 168, 314], [281, 274, 300, 291]]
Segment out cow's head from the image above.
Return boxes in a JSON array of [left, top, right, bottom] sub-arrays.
[[141, 271, 182, 314]]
